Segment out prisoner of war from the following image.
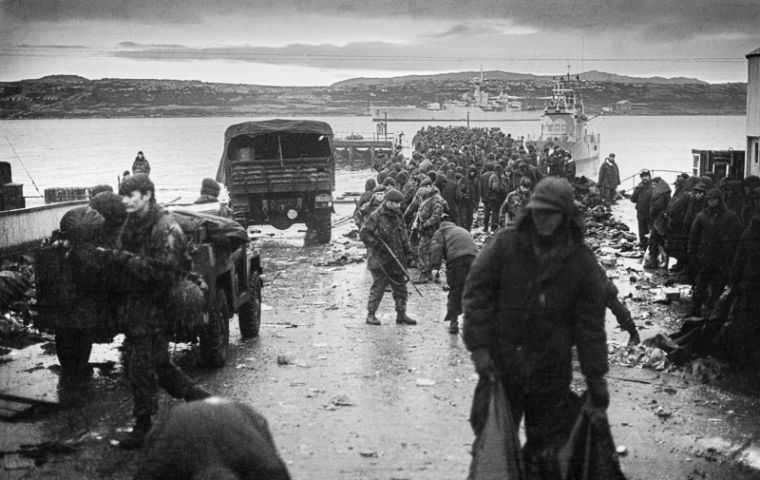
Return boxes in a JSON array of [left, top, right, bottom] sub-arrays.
[[360, 187, 417, 326], [462, 177, 610, 479], [116, 174, 211, 449]]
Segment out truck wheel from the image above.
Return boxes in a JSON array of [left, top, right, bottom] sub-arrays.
[[199, 290, 230, 368], [55, 329, 92, 375], [314, 211, 332, 244], [238, 271, 262, 339]]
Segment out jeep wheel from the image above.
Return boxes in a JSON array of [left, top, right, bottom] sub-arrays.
[[314, 211, 332, 244], [55, 329, 92, 375], [199, 290, 230, 368], [238, 271, 262, 339]]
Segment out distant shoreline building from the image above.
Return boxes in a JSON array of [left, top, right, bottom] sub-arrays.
[[747, 46, 760, 177]]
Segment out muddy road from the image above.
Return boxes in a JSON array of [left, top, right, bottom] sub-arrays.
[[3, 199, 760, 480]]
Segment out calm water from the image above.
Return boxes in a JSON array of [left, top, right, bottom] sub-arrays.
[[0, 115, 746, 205]]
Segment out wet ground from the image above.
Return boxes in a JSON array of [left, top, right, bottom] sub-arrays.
[[3, 197, 760, 479]]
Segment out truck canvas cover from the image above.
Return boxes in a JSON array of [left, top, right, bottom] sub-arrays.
[[216, 119, 334, 190]]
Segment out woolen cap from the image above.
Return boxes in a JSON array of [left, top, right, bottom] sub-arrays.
[[526, 177, 574, 212], [385, 188, 403, 202]]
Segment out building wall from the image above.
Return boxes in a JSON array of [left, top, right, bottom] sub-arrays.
[[747, 52, 760, 177], [748, 53, 760, 136]]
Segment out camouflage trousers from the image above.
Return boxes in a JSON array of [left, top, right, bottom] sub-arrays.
[[367, 268, 408, 314], [417, 232, 434, 276], [126, 331, 196, 418]]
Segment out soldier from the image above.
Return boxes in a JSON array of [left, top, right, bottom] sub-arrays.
[[479, 163, 495, 231], [411, 181, 448, 283], [487, 164, 509, 233], [430, 215, 478, 334], [116, 174, 210, 449], [439, 168, 462, 226], [132, 150, 151, 175], [631, 169, 653, 250], [499, 176, 533, 229], [353, 184, 385, 230], [194, 178, 221, 204], [360, 188, 417, 326], [597, 154, 620, 206], [463, 177, 609, 478], [687, 188, 743, 317], [646, 177, 672, 269], [460, 165, 480, 231]]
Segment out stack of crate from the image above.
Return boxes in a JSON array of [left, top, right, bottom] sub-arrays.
[[0, 161, 25, 211]]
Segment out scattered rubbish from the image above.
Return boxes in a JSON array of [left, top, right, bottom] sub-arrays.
[[277, 354, 296, 365], [616, 445, 628, 456], [359, 450, 378, 458], [655, 406, 672, 419], [324, 395, 355, 410], [415, 378, 436, 387]]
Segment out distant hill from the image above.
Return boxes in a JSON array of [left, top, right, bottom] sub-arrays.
[[0, 71, 744, 119], [331, 70, 708, 88]]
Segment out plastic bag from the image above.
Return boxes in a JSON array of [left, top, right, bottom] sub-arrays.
[[558, 395, 626, 480], [470, 379, 525, 480]]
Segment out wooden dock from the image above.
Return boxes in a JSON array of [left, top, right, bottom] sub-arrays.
[[332, 138, 394, 168]]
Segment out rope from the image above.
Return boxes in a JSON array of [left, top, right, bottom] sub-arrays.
[[4, 135, 43, 197]]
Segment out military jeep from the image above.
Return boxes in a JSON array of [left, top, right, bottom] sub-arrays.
[[216, 119, 335, 243], [33, 208, 262, 375]]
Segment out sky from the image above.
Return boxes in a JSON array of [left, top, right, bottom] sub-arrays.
[[0, 0, 758, 86]]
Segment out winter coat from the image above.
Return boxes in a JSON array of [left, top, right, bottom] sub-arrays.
[[463, 190, 608, 389], [429, 221, 478, 270], [728, 220, 760, 339], [488, 173, 510, 202], [687, 201, 743, 271], [597, 160, 620, 190], [439, 179, 462, 223], [631, 180, 653, 219], [480, 170, 494, 203], [415, 190, 448, 234], [132, 157, 151, 175], [117, 203, 190, 335], [462, 168, 481, 207], [360, 202, 411, 272], [499, 189, 532, 228], [649, 178, 672, 235]]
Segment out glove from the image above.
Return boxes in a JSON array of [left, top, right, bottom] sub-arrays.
[[470, 348, 496, 377], [586, 376, 610, 410]]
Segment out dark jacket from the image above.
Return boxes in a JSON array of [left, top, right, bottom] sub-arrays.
[[132, 156, 151, 175], [631, 180, 653, 218], [462, 167, 481, 207], [597, 160, 620, 190], [688, 200, 743, 270], [439, 179, 462, 222], [649, 178, 672, 234], [430, 221, 478, 270], [462, 193, 608, 388], [480, 170, 494, 203], [360, 202, 411, 271]]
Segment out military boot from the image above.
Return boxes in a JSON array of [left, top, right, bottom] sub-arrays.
[[396, 311, 417, 325], [119, 415, 152, 450], [185, 384, 212, 402], [365, 312, 381, 326]]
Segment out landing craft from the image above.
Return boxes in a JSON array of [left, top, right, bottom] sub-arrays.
[[527, 73, 601, 179]]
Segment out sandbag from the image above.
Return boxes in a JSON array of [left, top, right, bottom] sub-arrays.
[[558, 395, 626, 480], [470, 379, 525, 480]]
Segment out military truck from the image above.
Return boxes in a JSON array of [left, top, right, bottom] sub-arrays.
[[216, 119, 335, 243], [33, 208, 262, 374]]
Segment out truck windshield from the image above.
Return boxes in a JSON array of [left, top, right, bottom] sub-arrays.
[[230, 133, 331, 161]]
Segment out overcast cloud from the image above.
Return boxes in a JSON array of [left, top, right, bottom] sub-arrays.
[[1, 0, 757, 84]]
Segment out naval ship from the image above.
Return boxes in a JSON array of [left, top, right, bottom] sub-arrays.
[[529, 74, 601, 179], [370, 73, 542, 123]]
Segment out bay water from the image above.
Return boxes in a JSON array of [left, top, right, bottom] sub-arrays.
[[0, 115, 746, 206]]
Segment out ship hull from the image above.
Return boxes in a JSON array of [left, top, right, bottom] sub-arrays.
[[371, 106, 542, 122], [535, 133, 601, 180]]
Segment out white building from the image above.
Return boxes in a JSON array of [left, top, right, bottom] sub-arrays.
[[746, 46, 760, 177]]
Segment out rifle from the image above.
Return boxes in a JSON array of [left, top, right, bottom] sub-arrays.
[[377, 238, 423, 297]]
